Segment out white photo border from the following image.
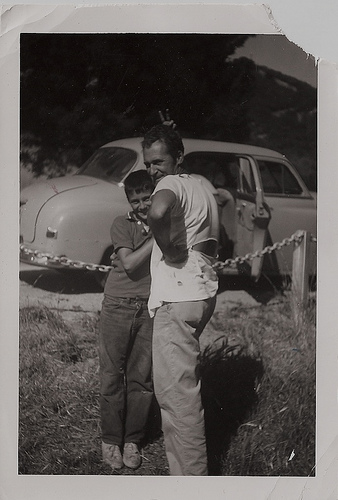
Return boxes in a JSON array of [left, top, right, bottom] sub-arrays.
[[1, 4, 337, 500]]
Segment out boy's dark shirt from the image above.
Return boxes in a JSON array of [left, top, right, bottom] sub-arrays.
[[104, 213, 151, 299]]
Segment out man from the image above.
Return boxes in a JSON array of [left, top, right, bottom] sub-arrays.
[[142, 124, 219, 475]]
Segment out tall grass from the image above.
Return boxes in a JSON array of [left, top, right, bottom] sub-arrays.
[[19, 307, 102, 474], [19, 306, 167, 475], [19, 293, 316, 476], [203, 294, 316, 476]]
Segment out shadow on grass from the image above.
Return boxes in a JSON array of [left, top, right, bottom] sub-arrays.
[[217, 274, 285, 305], [200, 347, 264, 476], [19, 268, 103, 294], [141, 345, 265, 477], [143, 396, 163, 445]]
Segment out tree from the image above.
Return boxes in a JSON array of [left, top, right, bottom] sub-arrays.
[[20, 33, 251, 175]]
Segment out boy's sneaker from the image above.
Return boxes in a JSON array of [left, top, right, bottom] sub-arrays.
[[123, 442, 141, 469], [102, 442, 123, 470]]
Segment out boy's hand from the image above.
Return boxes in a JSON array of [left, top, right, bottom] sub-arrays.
[[159, 109, 177, 129], [110, 252, 118, 268]]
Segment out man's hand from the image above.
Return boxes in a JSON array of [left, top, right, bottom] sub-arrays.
[[159, 109, 177, 129], [162, 243, 188, 264]]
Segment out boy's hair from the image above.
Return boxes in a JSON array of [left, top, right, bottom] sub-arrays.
[[124, 170, 155, 199], [142, 124, 184, 161]]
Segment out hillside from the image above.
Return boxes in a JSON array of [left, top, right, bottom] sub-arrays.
[[246, 62, 317, 190], [193, 57, 317, 190]]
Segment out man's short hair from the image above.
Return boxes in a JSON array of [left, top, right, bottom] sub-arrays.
[[142, 124, 184, 161], [124, 170, 154, 199]]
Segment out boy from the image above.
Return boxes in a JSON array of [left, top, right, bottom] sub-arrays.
[[99, 170, 154, 471]]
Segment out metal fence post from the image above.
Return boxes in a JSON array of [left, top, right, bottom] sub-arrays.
[[291, 230, 311, 329]]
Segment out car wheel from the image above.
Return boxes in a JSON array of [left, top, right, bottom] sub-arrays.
[[93, 270, 109, 290]]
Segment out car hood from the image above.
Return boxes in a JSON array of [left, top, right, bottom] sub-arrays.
[[20, 175, 102, 243]]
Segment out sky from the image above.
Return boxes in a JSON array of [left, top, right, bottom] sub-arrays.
[[231, 34, 317, 88]]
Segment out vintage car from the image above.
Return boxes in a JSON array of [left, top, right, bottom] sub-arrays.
[[20, 137, 317, 285]]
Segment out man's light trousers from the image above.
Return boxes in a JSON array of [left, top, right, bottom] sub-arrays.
[[152, 297, 216, 475]]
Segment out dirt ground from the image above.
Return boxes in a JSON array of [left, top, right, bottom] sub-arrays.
[[19, 263, 283, 350]]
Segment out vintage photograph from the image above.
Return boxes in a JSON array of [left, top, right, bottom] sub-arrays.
[[18, 31, 318, 477]]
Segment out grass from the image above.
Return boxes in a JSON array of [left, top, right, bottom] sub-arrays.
[[202, 294, 316, 476], [19, 307, 168, 475], [19, 291, 316, 476]]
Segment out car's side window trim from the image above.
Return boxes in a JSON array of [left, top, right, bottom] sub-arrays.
[[254, 155, 312, 198], [235, 155, 264, 197]]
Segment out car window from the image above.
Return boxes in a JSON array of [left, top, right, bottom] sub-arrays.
[[76, 147, 137, 183], [183, 152, 238, 190], [183, 151, 261, 198], [257, 160, 303, 195]]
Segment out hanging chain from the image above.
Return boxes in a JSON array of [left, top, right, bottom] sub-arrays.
[[213, 230, 306, 272], [19, 230, 316, 274], [19, 246, 114, 272]]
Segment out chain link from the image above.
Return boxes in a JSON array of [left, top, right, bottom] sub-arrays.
[[20, 229, 316, 273], [19, 246, 114, 272], [212, 230, 305, 271]]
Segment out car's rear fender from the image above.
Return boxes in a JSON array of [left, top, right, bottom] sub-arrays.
[[22, 183, 130, 265]]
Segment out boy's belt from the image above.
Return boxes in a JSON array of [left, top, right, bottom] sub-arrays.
[[119, 297, 148, 304]]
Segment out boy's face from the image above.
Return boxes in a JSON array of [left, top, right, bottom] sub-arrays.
[[127, 188, 153, 222]]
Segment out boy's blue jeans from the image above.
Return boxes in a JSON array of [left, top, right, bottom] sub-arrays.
[[99, 295, 153, 446]]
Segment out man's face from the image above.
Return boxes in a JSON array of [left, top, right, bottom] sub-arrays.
[[127, 189, 153, 222], [143, 140, 183, 185]]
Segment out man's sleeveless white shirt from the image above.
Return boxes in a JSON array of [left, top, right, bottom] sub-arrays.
[[148, 174, 219, 317]]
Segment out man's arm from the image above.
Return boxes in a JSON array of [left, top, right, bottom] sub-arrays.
[[147, 189, 188, 263]]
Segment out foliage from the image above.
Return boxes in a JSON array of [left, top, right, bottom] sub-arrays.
[[246, 62, 317, 189], [20, 33, 249, 175], [20, 34, 317, 188], [19, 291, 316, 476]]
